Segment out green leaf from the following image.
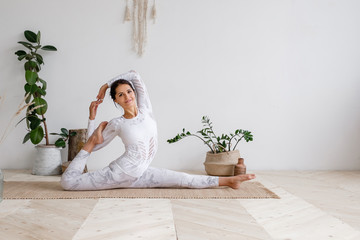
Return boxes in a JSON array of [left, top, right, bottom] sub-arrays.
[[55, 133, 67, 138], [18, 55, 26, 61], [70, 132, 77, 137], [29, 117, 41, 129], [38, 78, 47, 90], [25, 70, 38, 85], [24, 30, 38, 43], [23, 132, 31, 144], [25, 115, 30, 128], [15, 50, 26, 56], [36, 87, 46, 96], [16, 116, 27, 127], [33, 98, 48, 115], [24, 83, 31, 93], [244, 131, 253, 142], [24, 61, 38, 71], [41, 45, 57, 51], [50, 133, 60, 136], [27, 115, 39, 122], [32, 85, 41, 94], [30, 126, 44, 144], [18, 41, 34, 50], [55, 138, 66, 148], [34, 54, 43, 65], [24, 83, 39, 94], [36, 31, 41, 44], [24, 54, 33, 61], [61, 128, 69, 136]]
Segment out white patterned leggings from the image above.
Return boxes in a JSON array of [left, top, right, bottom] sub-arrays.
[[61, 150, 219, 191]]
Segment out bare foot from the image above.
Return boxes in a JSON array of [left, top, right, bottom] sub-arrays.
[[229, 174, 256, 189], [92, 121, 108, 145]]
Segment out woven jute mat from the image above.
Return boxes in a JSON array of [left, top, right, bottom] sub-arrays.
[[3, 181, 279, 199]]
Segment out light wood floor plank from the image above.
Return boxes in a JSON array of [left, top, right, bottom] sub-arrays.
[[257, 171, 360, 230], [172, 199, 272, 240], [73, 199, 177, 240], [240, 175, 360, 240], [0, 199, 98, 240], [3, 169, 61, 182]]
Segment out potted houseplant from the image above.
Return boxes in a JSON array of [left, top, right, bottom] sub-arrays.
[[167, 116, 253, 176], [14, 30, 74, 175]]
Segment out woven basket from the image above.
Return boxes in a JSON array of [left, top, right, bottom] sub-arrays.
[[204, 150, 240, 176]]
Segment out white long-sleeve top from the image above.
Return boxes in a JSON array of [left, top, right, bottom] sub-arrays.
[[87, 71, 158, 177]]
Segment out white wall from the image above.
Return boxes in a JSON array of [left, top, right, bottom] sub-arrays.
[[0, 0, 359, 171]]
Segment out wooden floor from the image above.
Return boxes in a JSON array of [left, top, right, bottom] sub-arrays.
[[0, 170, 359, 240]]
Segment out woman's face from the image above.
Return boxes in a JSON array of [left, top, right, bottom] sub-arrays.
[[114, 84, 136, 109]]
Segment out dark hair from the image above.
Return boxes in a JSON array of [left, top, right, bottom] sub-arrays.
[[110, 79, 135, 101]]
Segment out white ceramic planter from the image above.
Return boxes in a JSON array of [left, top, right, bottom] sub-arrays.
[[204, 150, 240, 176], [32, 144, 62, 176]]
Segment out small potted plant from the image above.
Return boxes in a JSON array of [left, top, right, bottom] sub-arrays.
[[14, 30, 68, 175], [167, 116, 253, 176], [50, 128, 77, 148]]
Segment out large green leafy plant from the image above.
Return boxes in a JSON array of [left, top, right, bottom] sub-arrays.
[[15, 30, 57, 145], [167, 116, 253, 153]]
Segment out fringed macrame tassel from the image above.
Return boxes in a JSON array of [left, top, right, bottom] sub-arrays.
[[130, 0, 152, 56], [124, 0, 131, 22], [133, 0, 138, 52], [142, 0, 148, 54], [150, 0, 157, 23]]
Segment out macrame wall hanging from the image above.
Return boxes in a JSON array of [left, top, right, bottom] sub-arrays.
[[124, 0, 157, 56]]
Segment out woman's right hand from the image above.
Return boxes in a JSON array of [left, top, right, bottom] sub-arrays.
[[89, 101, 100, 120], [97, 84, 109, 102]]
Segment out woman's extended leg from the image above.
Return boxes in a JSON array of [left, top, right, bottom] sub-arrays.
[[129, 167, 255, 189], [61, 122, 135, 190], [129, 167, 218, 188]]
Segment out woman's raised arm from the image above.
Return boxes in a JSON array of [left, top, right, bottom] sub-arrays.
[[107, 70, 153, 112]]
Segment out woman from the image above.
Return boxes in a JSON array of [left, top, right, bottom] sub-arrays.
[[61, 70, 255, 190]]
